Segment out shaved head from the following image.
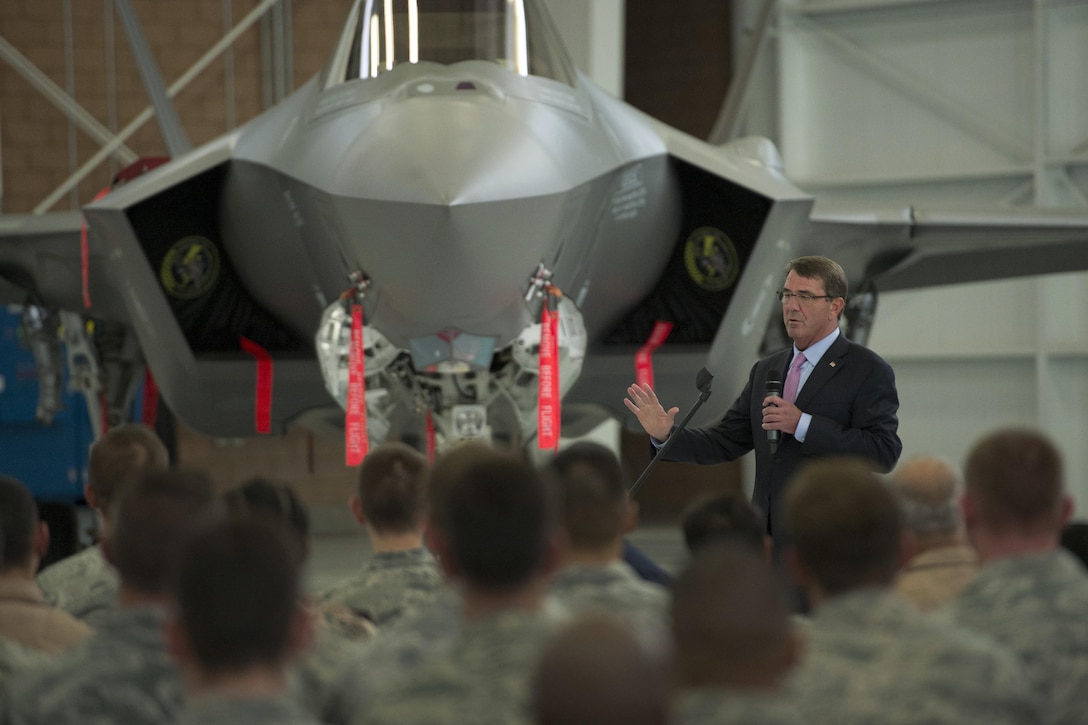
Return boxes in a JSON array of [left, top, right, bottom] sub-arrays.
[[534, 613, 669, 725], [671, 543, 797, 689], [965, 428, 1065, 533], [785, 457, 904, 595]]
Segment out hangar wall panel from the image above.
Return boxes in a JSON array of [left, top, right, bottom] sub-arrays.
[[726, 0, 1088, 511]]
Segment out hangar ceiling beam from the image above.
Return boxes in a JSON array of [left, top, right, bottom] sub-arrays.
[[0, 35, 139, 166], [34, 0, 284, 214], [114, 0, 192, 157]]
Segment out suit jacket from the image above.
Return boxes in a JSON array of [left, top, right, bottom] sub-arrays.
[[661, 335, 902, 547]]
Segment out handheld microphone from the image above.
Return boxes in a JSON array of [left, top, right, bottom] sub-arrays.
[[765, 369, 782, 454]]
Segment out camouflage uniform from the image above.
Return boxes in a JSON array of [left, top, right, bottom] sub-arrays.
[[0, 579, 92, 653], [674, 689, 805, 725], [322, 589, 463, 725], [0, 635, 49, 689], [942, 550, 1088, 725], [4, 605, 185, 725], [318, 547, 445, 627], [293, 603, 376, 718], [353, 609, 560, 725], [549, 561, 668, 631], [786, 588, 1042, 724], [36, 545, 118, 625], [895, 543, 978, 611], [175, 695, 325, 725]]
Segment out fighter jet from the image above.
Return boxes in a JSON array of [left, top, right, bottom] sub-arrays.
[[5, 0, 1088, 455]]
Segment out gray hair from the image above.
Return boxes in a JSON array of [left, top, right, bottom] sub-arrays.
[[890, 456, 964, 536]]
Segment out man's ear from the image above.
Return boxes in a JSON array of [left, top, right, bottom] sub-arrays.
[[100, 536, 114, 566], [1059, 495, 1075, 528], [782, 626, 805, 676], [163, 616, 193, 668], [83, 483, 99, 511], [621, 499, 640, 535], [428, 528, 460, 581], [899, 529, 918, 569], [35, 521, 50, 559], [349, 495, 367, 527], [286, 603, 316, 662], [784, 547, 808, 589], [539, 530, 568, 579], [785, 547, 823, 608], [960, 491, 978, 531]]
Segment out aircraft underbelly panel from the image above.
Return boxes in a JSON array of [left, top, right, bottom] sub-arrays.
[[222, 156, 680, 351], [84, 164, 332, 438]]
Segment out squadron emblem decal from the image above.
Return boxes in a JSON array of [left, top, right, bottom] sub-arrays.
[[160, 236, 221, 299], [684, 227, 739, 292]]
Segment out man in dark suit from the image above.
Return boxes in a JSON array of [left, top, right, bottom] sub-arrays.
[[625, 256, 902, 553]]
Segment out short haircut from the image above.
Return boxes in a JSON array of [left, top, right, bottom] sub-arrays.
[[432, 444, 552, 591], [681, 492, 765, 554], [784, 457, 903, 596], [890, 456, 964, 536], [547, 442, 628, 550], [174, 518, 301, 674], [87, 424, 170, 511], [671, 542, 793, 684], [534, 613, 669, 725], [221, 478, 309, 561], [0, 475, 37, 570], [965, 428, 1064, 531], [110, 469, 214, 594], [356, 442, 429, 534], [786, 256, 848, 301]]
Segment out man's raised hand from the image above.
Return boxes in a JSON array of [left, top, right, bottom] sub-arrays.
[[624, 382, 679, 442]]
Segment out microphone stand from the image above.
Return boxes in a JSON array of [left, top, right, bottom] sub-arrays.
[[628, 368, 713, 498]]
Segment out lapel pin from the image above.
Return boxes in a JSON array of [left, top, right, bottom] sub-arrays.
[[829, 361, 837, 368]]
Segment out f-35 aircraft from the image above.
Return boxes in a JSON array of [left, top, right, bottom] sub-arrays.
[[5, 0, 1088, 455]]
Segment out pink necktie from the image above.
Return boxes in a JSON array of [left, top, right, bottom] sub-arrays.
[[783, 352, 805, 403]]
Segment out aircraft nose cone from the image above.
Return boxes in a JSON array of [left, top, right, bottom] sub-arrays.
[[335, 90, 587, 205]]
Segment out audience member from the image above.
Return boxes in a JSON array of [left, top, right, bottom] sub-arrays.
[[0, 523, 48, 689], [37, 424, 169, 623], [220, 478, 374, 716], [943, 428, 1088, 725], [681, 491, 767, 556], [890, 456, 978, 610], [532, 612, 669, 725], [351, 444, 564, 725], [0, 475, 90, 652], [318, 442, 445, 626], [167, 517, 323, 725], [6, 469, 214, 725], [671, 543, 803, 724], [545, 442, 668, 629], [784, 457, 1041, 724]]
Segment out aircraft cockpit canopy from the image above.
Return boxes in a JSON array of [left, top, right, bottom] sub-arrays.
[[340, 0, 576, 86]]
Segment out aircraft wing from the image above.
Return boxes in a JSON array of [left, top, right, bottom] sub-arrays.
[[0, 212, 128, 322], [566, 126, 1088, 434], [808, 201, 1088, 292]]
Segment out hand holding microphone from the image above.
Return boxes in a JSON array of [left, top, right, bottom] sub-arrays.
[[764, 369, 782, 454]]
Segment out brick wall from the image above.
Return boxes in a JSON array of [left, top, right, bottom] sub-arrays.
[[0, 0, 358, 509], [0, 0, 738, 513], [624, 0, 733, 139], [0, 0, 345, 214]]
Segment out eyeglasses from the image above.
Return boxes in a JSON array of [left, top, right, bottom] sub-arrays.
[[777, 290, 834, 304]]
